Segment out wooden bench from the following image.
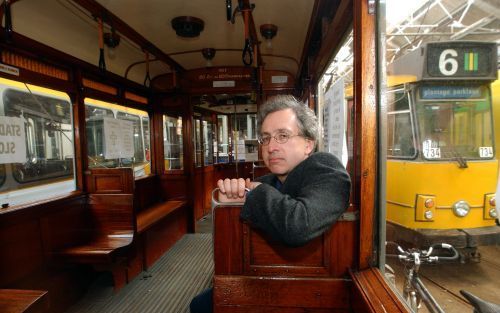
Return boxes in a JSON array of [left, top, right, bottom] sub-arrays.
[[41, 193, 135, 289], [0, 289, 48, 313], [85, 167, 188, 271], [134, 174, 187, 234], [212, 204, 410, 313], [55, 194, 134, 264]]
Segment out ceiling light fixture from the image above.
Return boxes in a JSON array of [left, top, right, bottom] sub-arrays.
[[202, 48, 216, 67], [260, 24, 278, 49], [171, 16, 205, 38]]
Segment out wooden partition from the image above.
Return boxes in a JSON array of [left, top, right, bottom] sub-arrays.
[[212, 205, 410, 313], [212, 205, 357, 312]]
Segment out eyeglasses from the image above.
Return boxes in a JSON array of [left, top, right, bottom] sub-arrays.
[[257, 132, 302, 145]]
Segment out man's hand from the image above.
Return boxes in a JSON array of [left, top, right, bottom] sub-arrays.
[[217, 178, 261, 202]]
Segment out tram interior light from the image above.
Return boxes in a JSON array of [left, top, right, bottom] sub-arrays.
[[202, 48, 216, 67], [260, 24, 277, 49]]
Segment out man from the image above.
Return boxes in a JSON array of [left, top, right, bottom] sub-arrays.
[[190, 95, 351, 313]]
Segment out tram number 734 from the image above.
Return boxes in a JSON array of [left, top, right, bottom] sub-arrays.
[[386, 41, 499, 261]]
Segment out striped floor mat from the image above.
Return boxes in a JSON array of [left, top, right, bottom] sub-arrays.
[[65, 233, 213, 313]]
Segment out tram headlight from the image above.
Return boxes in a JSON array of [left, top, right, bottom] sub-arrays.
[[452, 201, 470, 217]]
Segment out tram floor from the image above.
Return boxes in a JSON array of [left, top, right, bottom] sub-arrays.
[[196, 214, 213, 234], [386, 245, 500, 313], [64, 233, 213, 313]]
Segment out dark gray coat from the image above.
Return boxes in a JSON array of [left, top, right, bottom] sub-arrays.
[[241, 152, 351, 247]]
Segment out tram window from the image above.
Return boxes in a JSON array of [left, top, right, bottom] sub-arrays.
[[387, 89, 416, 158], [203, 120, 214, 165], [232, 113, 257, 161], [217, 115, 229, 163], [85, 99, 151, 177], [415, 86, 493, 160], [0, 79, 75, 206], [233, 113, 257, 140], [163, 115, 183, 170], [194, 119, 202, 167], [142, 116, 151, 163]]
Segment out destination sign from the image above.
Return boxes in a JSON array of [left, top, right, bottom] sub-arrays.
[[425, 42, 497, 80], [419, 86, 484, 99]]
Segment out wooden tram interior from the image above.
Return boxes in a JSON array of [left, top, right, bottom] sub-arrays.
[[0, 1, 409, 312]]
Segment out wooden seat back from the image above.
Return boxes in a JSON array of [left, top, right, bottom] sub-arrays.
[[212, 204, 357, 313]]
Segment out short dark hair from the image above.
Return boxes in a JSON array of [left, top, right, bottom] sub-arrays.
[[257, 95, 319, 146]]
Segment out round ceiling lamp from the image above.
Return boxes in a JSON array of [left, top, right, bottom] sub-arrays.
[[171, 16, 205, 38]]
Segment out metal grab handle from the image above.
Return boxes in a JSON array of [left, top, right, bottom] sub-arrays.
[[211, 188, 249, 210]]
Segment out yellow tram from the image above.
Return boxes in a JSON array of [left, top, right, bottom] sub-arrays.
[[385, 41, 499, 259]]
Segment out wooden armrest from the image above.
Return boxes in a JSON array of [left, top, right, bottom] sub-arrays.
[[0, 289, 48, 313], [136, 200, 186, 233]]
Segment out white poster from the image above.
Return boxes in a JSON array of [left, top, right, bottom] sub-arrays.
[[0, 116, 27, 164], [323, 78, 347, 167], [103, 118, 134, 159], [120, 120, 134, 158], [103, 117, 121, 159]]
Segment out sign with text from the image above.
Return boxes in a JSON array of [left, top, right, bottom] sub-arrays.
[[323, 78, 347, 167], [0, 116, 26, 164], [103, 117, 134, 159], [0, 63, 20, 76], [420, 86, 483, 99], [425, 42, 497, 79]]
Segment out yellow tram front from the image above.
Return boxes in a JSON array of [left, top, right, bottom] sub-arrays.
[[386, 41, 499, 259]]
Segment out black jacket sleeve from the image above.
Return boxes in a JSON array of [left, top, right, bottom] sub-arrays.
[[240, 152, 351, 247]]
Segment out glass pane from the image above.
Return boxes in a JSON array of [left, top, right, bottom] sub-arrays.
[[203, 120, 214, 165], [0, 78, 75, 207], [194, 119, 201, 167], [316, 30, 352, 172], [163, 115, 183, 170], [217, 115, 229, 163], [415, 85, 493, 160], [383, 1, 500, 311], [387, 89, 416, 158], [232, 113, 258, 162], [85, 98, 151, 177]]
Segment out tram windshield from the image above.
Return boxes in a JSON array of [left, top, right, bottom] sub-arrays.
[[415, 85, 494, 161]]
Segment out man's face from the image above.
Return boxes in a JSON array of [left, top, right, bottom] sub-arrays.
[[260, 108, 314, 182]]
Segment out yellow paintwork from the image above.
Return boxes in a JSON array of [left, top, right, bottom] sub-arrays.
[[387, 159, 498, 229], [387, 75, 417, 88], [0, 77, 70, 100], [492, 71, 500, 159], [85, 98, 149, 117]]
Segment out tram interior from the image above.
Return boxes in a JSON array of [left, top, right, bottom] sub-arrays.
[[0, 0, 499, 312]]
